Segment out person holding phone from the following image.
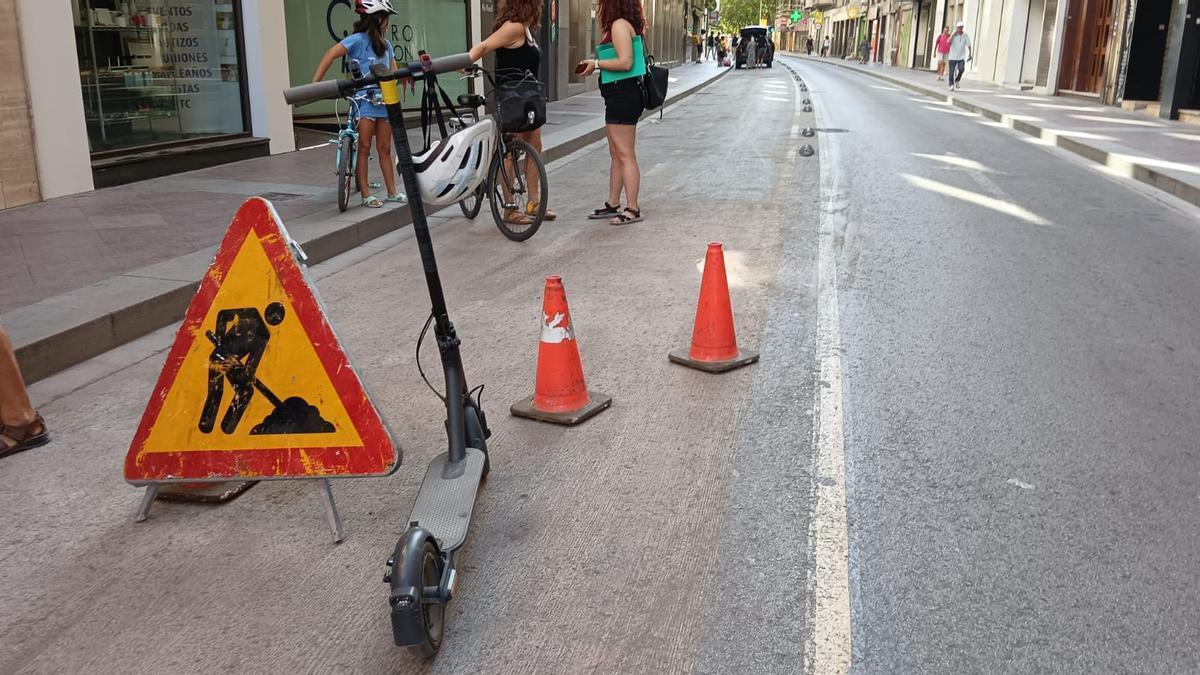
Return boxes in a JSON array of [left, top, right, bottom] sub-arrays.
[[577, 0, 646, 225], [468, 0, 556, 223]]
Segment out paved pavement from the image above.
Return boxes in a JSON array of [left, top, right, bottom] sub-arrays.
[[5, 53, 1200, 674], [791, 54, 1200, 671], [792, 54, 1200, 208], [1, 62, 727, 383]]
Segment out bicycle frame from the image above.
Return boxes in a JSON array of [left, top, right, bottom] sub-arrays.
[[460, 67, 534, 212]]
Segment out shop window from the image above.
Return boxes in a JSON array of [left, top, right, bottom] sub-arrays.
[[74, 0, 249, 154]]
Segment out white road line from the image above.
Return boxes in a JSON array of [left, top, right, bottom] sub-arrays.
[[801, 61, 853, 675]]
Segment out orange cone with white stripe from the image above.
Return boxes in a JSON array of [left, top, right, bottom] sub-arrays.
[[510, 275, 612, 425], [669, 242, 759, 373]]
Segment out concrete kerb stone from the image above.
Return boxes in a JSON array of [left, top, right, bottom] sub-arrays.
[[8, 65, 731, 383], [790, 54, 1200, 210]]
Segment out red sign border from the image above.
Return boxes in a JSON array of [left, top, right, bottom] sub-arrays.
[[124, 198, 400, 483]]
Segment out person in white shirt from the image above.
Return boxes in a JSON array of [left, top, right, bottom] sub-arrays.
[[947, 21, 972, 91]]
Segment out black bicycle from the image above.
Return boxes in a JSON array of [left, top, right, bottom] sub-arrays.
[[285, 52, 491, 659], [450, 65, 547, 242]]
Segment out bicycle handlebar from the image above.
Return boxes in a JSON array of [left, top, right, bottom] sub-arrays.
[[283, 52, 474, 106]]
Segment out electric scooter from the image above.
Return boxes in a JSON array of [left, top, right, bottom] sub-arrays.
[[284, 51, 490, 658]]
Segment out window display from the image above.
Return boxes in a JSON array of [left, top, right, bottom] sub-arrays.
[[75, 0, 248, 153]]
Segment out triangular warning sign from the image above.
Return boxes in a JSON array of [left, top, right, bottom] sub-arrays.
[[124, 198, 400, 483]]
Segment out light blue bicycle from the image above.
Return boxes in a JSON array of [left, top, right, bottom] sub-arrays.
[[331, 92, 374, 213]]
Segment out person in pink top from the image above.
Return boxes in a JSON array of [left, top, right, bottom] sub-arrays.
[[934, 26, 951, 81]]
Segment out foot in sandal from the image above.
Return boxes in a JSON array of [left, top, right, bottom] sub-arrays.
[[0, 413, 49, 460], [503, 208, 534, 225], [609, 207, 643, 226], [361, 195, 383, 208], [526, 202, 556, 221], [588, 202, 621, 220]]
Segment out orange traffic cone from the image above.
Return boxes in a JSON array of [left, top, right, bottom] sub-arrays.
[[510, 275, 612, 425], [669, 242, 759, 373]]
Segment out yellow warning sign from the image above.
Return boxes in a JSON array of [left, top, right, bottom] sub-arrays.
[[125, 198, 398, 482]]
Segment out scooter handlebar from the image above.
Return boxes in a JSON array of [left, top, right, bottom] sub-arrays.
[[283, 79, 347, 106], [427, 52, 473, 75], [282, 52, 473, 107]]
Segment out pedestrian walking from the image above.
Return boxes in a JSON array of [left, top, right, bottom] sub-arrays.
[[693, 32, 703, 62], [0, 322, 48, 460], [717, 35, 728, 66], [806, 38, 814, 55], [934, 26, 951, 80], [859, 35, 870, 64], [468, 0, 557, 223], [577, 0, 645, 225], [312, 0, 404, 209], [822, 35, 830, 57], [947, 21, 972, 91], [706, 31, 716, 61]]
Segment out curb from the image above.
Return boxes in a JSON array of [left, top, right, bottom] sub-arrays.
[[9, 66, 730, 384], [786, 54, 1200, 210]]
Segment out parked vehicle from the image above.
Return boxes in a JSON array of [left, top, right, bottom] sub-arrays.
[[735, 26, 775, 69]]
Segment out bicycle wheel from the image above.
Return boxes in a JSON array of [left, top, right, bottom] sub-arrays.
[[459, 183, 484, 219], [488, 138, 547, 242], [337, 134, 354, 213]]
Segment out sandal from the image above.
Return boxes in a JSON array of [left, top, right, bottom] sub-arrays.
[[609, 207, 643, 226], [588, 202, 622, 220], [526, 202, 556, 221], [503, 208, 534, 225], [0, 413, 49, 460], [369, 181, 383, 189], [361, 195, 383, 208], [385, 192, 407, 204]]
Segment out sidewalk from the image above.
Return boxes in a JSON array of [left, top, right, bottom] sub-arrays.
[[3, 62, 730, 382], [790, 54, 1200, 209]]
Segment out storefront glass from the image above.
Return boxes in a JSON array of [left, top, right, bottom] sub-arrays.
[[74, 0, 248, 154], [285, 0, 470, 118]]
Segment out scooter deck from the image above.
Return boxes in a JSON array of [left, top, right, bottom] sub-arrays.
[[407, 448, 486, 551]]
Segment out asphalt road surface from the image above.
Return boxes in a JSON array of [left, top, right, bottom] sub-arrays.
[[3, 55, 1199, 673]]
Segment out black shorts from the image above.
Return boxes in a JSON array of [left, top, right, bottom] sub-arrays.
[[601, 78, 644, 126]]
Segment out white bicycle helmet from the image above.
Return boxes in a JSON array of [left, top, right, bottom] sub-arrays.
[[410, 118, 495, 207], [356, 0, 396, 14]]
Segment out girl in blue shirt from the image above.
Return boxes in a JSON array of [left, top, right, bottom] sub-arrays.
[[312, 1, 403, 208]]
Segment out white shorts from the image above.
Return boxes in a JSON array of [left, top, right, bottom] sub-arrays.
[[936, 53, 947, 63]]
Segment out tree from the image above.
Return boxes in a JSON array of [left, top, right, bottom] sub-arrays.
[[717, 0, 779, 33]]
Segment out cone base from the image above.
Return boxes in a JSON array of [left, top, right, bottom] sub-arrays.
[[510, 391, 613, 426], [668, 347, 759, 373]]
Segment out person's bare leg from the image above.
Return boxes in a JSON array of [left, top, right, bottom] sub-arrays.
[[356, 118, 376, 198], [612, 124, 640, 212], [605, 125, 624, 207], [374, 118, 399, 198], [0, 325, 34, 429]]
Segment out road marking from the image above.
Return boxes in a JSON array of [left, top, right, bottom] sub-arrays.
[[912, 152, 989, 172], [765, 96, 791, 102], [1070, 114, 1163, 127], [902, 173, 1051, 225], [800, 60, 853, 675]]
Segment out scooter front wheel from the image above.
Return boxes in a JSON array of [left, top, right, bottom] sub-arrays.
[[388, 529, 446, 658]]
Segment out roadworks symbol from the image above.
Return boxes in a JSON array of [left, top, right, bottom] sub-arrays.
[[124, 197, 399, 483]]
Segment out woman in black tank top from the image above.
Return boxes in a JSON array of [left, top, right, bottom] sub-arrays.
[[467, 0, 555, 223]]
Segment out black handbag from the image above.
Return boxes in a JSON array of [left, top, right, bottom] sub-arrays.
[[642, 54, 669, 111], [497, 74, 547, 133]]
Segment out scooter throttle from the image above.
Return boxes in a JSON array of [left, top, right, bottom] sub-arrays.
[[283, 79, 347, 106]]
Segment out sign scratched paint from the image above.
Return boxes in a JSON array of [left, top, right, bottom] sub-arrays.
[[124, 198, 399, 483]]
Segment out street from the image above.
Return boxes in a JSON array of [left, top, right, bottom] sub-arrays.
[[4, 54, 1200, 673]]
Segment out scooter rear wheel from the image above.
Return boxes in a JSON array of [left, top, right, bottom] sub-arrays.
[[407, 540, 445, 658]]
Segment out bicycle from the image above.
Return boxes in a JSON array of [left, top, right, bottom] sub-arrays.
[[330, 93, 371, 212], [447, 65, 548, 242]]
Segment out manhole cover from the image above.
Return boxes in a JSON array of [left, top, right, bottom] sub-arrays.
[[258, 192, 306, 202]]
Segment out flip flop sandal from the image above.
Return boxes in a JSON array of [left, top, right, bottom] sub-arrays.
[[0, 413, 49, 460], [588, 202, 622, 220], [526, 202, 556, 221], [369, 181, 383, 189], [610, 207, 643, 226], [362, 195, 383, 208], [385, 193, 407, 204], [503, 208, 534, 225]]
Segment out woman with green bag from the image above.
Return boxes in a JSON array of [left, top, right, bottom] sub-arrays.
[[577, 0, 646, 225]]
